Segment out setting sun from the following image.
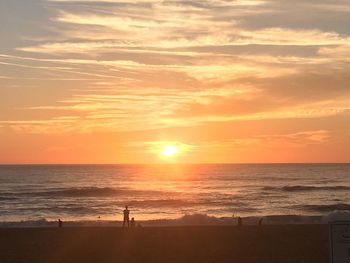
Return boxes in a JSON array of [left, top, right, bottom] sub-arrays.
[[161, 145, 178, 158]]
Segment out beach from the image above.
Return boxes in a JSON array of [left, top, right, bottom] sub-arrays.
[[0, 225, 329, 263]]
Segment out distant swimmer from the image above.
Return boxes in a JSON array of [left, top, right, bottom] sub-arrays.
[[123, 206, 130, 228], [58, 219, 63, 228]]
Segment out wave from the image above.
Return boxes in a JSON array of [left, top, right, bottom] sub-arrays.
[[0, 196, 18, 201], [126, 199, 251, 208], [22, 187, 164, 198], [263, 185, 350, 192], [127, 199, 199, 207], [322, 211, 350, 223], [301, 203, 350, 212]]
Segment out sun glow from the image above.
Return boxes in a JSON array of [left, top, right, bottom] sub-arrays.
[[161, 145, 178, 157]]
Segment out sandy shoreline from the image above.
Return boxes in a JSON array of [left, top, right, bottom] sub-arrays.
[[0, 225, 329, 263]]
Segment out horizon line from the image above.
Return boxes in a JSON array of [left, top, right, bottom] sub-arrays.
[[1, 162, 350, 166]]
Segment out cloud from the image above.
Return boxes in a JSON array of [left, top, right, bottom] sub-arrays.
[[201, 130, 331, 149], [1, 0, 350, 137]]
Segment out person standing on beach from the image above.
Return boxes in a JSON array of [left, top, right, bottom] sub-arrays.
[[123, 206, 130, 227]]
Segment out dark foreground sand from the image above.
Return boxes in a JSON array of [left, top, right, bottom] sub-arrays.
[[0, 225, 329, 263]]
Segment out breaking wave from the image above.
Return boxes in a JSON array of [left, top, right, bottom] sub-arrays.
[[263, 185, 350, 192], [301, 203, 350, 212], [21, 187, 164, 198]]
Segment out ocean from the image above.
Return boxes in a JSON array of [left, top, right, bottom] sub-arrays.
[[0, 164, 349, 227]]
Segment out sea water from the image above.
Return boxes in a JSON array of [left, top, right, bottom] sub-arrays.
[[0, 164, 349, 226]]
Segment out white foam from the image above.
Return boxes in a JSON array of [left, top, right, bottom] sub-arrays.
[[321, 211, 350, 223]]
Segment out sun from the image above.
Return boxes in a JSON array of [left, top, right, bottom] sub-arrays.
[[161, 145, 178, 157]]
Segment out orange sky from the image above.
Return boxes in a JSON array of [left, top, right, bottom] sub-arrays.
[[1, 0, 350, 164]]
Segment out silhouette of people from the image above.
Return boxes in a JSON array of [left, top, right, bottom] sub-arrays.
[[123, 206, 130, 227], [238, 217, 242, 226], [58, 219, 63, 228], [259, 218, 263, 226], [130, 217, 135, 228]]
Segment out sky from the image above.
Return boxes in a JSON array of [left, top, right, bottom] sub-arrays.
[[0, 0, 350, 164]]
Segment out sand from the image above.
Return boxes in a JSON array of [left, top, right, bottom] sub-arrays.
[[0, 225, 329, 263]]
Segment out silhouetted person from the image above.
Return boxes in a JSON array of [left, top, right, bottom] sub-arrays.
[[259, 218, 263, 226], [130, 217, 135, 228], [58, 219, 63, 228], [238, 217, 242, 226], [123, 206, 130, 227]]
